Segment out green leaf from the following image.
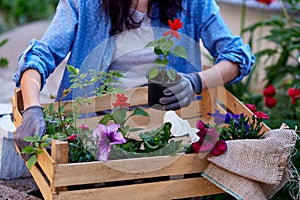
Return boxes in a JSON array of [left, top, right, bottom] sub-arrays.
[[119, 126, 130, 136], [79, 73, 87, 79], [133, 107, 150, 117], [49, 103, 54, 113], [36, 149, 44, 155], [171, 46, 187, 59], [23, 134, 40, 142], [99, 113, 113, 125], [144, 139, 159, 150], [130, 127, 145, 132], [0, 58, 8, 68], [21, 146, 35, 154], [159, 39, 174, 53], [58, 106, 64, 114], [154, 58, 169, 67], [112, 109, 127, 125], [167, 68, 176, 81], [0, 39, 8, 47], [154, 46, 164, 55], [26, 155, 37, 170], [145, 41, 158, 48], [148, 67, 159, 79], [67, 65, 79, 76]]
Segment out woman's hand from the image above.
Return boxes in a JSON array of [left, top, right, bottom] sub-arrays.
[[15, 105, 46, 159], [159, 72, 202, 110]]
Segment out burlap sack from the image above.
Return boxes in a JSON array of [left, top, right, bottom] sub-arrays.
[[202, 128, 298, 200]]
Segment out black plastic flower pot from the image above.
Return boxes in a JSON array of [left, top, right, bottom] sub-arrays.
[[146, 72, 182, 110]]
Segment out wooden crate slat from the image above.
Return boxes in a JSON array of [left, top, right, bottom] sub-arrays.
[[36, 148, 55, 184], [30, 164, 53, 200], [42, 87, 149, 115], [55, 177, 223, 200], [53, 154, 208, 187]]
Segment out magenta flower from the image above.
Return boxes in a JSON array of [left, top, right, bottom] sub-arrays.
[[79, 124, 89, 130], [92, 124, 126, 161]]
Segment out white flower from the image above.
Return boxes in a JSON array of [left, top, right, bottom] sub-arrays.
[[163, 111, 200, 143]]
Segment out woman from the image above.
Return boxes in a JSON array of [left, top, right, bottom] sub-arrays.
[[13, 0, 255, 150]]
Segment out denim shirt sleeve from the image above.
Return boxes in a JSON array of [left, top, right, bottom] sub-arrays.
[[13, 0, 78, 89], [199, 0, 255, 84]]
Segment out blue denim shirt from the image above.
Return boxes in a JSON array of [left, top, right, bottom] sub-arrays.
[[14, 0, 255, 100]]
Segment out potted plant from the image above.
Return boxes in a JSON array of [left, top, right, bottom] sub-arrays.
[[145, 18, 187, 109]]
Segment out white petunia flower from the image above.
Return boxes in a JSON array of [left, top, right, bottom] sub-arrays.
[[163, 111, 200, 143]]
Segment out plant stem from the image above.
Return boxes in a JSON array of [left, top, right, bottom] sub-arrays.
[[240, 0, 247, 38], [58, 100, 69, 136], [281, 1, 291, 26]]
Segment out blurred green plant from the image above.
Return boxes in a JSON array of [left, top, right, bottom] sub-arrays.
[[0, 38, 8, 68], [227, 0, 300, 127], [0, 0, 59, 32]]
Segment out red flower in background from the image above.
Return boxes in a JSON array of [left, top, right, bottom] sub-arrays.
[[254, 111, 270, 119], [263, 85, 276, 97], [67, 134, 78, 141], [163, 18, 183, 40], [264, 97, 277, 108], [245, 104, 256, 112], [288, 88, 300, 105], [112, 93, 130, 108], [256, 0, 276, 5]]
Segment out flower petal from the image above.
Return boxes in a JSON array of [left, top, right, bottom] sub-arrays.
[[163, 111, 200, 142]]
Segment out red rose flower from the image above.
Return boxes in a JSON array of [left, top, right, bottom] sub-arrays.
[[196, 120, 207, 137], [67, 134, 77, 141], [254, 111, 270, 119], [245, 104, 256, 112], [255, 0, 276, 5], [264, 97, 277, 108], [211, 140, 227, 156], [112, 93, 130, 108], [263, 85, 276, 97], [288, 88, 300, 105]]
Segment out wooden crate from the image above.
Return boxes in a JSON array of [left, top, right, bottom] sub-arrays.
[[12, 86, 269, 200]]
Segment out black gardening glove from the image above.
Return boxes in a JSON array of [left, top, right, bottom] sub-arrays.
[[159, 72, 202, 110], [15, 105, 46, 158]]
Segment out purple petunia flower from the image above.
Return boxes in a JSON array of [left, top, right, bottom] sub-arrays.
[[92, 124, 126, 161], [208, 110, 226, 125], [225, 113, 240, 124]]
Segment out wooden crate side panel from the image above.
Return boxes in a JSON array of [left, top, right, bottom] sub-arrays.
[[37, 148, 55, 184], [55, 178, 223, 200], [42, 87, 149, 115], [30, 165, 54, 200], [53, 154, 208, 187], [12, 88, 23, 128]]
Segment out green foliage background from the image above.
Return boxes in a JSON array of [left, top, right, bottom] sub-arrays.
[[0, 0, 59, 33]]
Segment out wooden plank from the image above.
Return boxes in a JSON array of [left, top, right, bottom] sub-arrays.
[[12, 88, 23, 128], [56, 177, 223, 200], [51, 140, 69, 193], [42, 87, 149, 115], [200, 88, 217, 121], [37, 148, 55, 184], [54, 154, 208, 187], [30, 165, 53, 200]]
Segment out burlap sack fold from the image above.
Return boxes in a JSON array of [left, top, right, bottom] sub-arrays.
[[202, 128, 298, 200]]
